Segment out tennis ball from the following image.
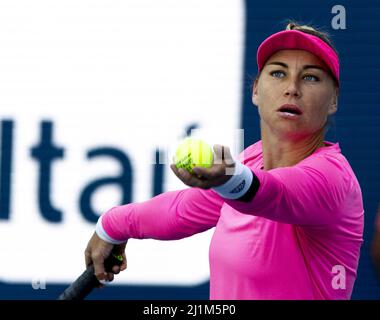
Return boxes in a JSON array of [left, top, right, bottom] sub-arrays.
[[174, 138, 214, 174]]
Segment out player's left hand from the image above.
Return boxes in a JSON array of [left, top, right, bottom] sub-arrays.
[[170, 144, 235, 189]]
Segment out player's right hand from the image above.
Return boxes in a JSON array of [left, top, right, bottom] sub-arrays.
[[84, 232, 127, 283], [171, 144, 235, 189]]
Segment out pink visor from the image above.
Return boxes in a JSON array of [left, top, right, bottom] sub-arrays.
[[257, 30, 340, 85]]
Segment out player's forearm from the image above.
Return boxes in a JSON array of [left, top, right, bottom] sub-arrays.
[[220, 168, 294, 222], [96, 188, 222, 243], [214, 161, 346, 225]]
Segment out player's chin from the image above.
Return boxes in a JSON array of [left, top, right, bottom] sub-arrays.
[[274, 124, 311, 140]]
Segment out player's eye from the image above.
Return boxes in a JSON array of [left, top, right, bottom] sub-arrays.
[[270, 70, 285, 78], [303, 74, 320, 82]]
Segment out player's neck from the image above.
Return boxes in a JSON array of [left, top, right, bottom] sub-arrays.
[[260, 126, 325, 170]]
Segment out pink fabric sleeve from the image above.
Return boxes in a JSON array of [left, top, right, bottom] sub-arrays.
[[225, 153, 351, 225], [101, 187, 224, 242]]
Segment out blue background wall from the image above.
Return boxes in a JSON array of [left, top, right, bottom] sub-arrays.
[[0, 0, 379, 299]]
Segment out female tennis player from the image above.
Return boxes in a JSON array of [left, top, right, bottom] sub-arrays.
[[84, 22, 364, 299]]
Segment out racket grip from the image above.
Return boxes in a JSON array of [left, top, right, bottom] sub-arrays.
[[58, 252, 123, 300]]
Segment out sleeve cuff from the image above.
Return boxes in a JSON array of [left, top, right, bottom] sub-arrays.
[[95, 215, 127, 245], [212, 160, 254, 200]]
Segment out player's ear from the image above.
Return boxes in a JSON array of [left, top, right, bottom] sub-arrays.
[[328, 86, 339, 115], [252, 78, 259, 107]]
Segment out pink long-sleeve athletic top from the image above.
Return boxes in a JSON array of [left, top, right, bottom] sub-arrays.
[[100, 140, 364, 300]]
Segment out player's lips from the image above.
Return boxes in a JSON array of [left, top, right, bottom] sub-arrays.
[[277, 104, 303, 119]]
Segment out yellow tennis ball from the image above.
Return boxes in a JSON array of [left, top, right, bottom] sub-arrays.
[[174, 138, 214, 174]]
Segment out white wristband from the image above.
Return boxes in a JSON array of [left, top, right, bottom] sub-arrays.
[[95, 215, 126, 245], [212, 160, 254, 200]]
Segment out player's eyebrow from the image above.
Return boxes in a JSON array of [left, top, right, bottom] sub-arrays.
[[266, 61, 325, 71]]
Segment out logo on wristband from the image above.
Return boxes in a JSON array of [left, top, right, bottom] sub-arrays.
[[230, 180, 246, 194]]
